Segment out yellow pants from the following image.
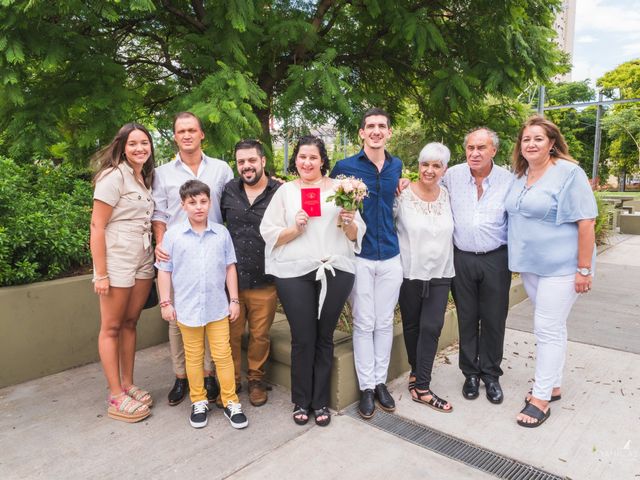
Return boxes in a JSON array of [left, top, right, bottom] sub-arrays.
[[178, 318, 239, 405]]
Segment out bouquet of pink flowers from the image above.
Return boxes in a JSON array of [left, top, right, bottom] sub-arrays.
[[326, 175, 368, 211]]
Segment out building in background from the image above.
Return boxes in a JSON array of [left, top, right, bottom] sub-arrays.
[[554, 0, 577, 82]]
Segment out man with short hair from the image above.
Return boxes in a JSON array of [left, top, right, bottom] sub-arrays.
[[152, 112, 234, 406], [330, 108, 403, 419], [442, 127, 513, 404], [221, 139, 280, 406]]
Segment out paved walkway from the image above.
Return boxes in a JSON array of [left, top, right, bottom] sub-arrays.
[[1, 235, 638, 479]]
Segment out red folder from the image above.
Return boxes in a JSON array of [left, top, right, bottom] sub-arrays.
[[301, 188, 322, 217]]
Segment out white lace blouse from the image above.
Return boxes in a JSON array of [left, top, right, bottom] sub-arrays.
[[394, 185, 455, 281]]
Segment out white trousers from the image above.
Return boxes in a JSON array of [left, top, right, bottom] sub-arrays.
[[521, 272, 579, 401], [351, 255, 403, 390]]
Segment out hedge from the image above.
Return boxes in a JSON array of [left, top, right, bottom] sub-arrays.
[[0, 158, 92, 286]]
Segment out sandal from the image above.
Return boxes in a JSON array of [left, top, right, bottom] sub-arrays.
[[517, 403, 550, 428], [524, 390, 561, 404], [313, 407, 331, 427], [107, 392, 151, 423], [412, 388, 453, 413], [408, 372, 416, 393], [293, 405, 309, 425], [124, 385, 153, 407]]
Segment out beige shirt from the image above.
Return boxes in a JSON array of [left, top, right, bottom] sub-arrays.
[[94, 162, 154, 248]]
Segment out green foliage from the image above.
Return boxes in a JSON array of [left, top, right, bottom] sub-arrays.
[[0, 0, 565, 170], [0, 157, 92, 286], [541, 81, 608, 182], [594, 193, 613, 246], [389, 97, 530, 169], [597, 60, 640, 180]]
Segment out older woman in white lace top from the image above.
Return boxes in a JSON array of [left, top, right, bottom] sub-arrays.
[[395, 142, 455, 413]]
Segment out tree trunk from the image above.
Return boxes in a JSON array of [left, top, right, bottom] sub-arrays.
[[256, 105, 273, 172]]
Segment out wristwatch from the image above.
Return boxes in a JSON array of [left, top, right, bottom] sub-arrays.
[[576, 267, 592, 276]]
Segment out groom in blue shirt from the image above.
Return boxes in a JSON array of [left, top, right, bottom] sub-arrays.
[[331, 108, 403, 419]]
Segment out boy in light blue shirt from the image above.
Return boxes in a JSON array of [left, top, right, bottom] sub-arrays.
[[157, 179, 248, 430]]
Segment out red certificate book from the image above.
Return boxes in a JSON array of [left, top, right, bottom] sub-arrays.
[[301, 188, 322, 217]]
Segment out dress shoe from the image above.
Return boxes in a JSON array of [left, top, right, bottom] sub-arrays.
[[168, 377, 188, 406], [248, 379, 268, 407], [462, 375, 480, 400], [485, 380, 504, 404], [374, 383, 396, 412], [204, 375, 220, 403], [358, 389, 376, 419]]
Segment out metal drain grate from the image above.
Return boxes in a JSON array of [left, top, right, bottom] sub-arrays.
[[343, 404, 564, 480]]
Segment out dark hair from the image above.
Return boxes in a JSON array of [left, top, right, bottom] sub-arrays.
[[512, 116, 577, 178], [179, 179, 211, 200], [92, 123, 155, 188], [287, 136, 331, 176], [173, 112, 204, 133], [463, 127, 500, 151], [234, 139, 264, 158], [360, 107, 391, 129]]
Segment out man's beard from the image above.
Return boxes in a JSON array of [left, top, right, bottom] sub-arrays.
[[242, 168, 263, 186]]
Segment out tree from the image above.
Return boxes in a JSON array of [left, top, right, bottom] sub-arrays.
[[0, 0, 565, 166], [541, 80, 608, 181], [598, 59, 640, 183]]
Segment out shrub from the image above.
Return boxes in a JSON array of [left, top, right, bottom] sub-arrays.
[[594, 193, 613, 246], [0, 158, 93, 286]]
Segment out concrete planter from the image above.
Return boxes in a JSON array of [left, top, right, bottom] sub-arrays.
[[264, 308, 458, 410], [2, 274, 528, 406], [0, 275, 167, 389]]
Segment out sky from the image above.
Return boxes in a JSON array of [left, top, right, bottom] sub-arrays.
[[572, 0, 640, 85]]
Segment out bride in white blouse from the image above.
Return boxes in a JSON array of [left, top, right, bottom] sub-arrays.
[[260, 136, 365, 427], [395, 142, 455, 413]]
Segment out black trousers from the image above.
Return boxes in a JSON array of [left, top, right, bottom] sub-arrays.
[[275, 269, 355, 410], [452, 246, 511, 382], [399, 277, 452, 390]]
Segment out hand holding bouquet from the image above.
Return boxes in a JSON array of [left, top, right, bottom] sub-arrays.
[[326, 175, 368, 227]]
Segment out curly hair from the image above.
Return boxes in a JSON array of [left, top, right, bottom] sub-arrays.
[[288, 135, 331, 176]]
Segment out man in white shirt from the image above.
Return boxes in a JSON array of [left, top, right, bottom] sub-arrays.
[[442, 127, 513, 405], [152, 112, 234, 406]]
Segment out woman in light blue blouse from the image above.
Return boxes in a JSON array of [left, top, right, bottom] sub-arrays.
[[506, 116, 597, 428]]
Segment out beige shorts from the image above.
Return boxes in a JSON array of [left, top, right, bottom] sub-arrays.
[[105, 223, 155, 288]]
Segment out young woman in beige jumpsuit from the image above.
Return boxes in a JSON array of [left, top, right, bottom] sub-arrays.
[[90, 123, 156, 422]]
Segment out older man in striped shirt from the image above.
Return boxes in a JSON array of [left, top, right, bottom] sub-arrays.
[[442, 127, 513, 405]]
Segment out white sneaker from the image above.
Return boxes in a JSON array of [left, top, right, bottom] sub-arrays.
[[223, 401, 248, 429], [190, 400, 209, 428]]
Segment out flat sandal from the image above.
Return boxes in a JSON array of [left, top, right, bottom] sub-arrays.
[[313, 407, 331, 427], [412, 389, 453, 413], [293, 405, 309, 425]]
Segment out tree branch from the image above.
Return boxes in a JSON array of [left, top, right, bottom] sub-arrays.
[[160, 0, 206, 32], [190, 0, 207, 24]]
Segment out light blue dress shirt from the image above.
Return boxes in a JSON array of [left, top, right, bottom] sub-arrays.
[[152, 153, 234, 227], [505, 160, 598, 276], [156, 219, 237, 327], [442, 163, 513, 253]]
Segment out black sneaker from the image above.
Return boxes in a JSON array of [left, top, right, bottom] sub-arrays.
[[223, 401, 248, 429], [189, 400, 209, 428]]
